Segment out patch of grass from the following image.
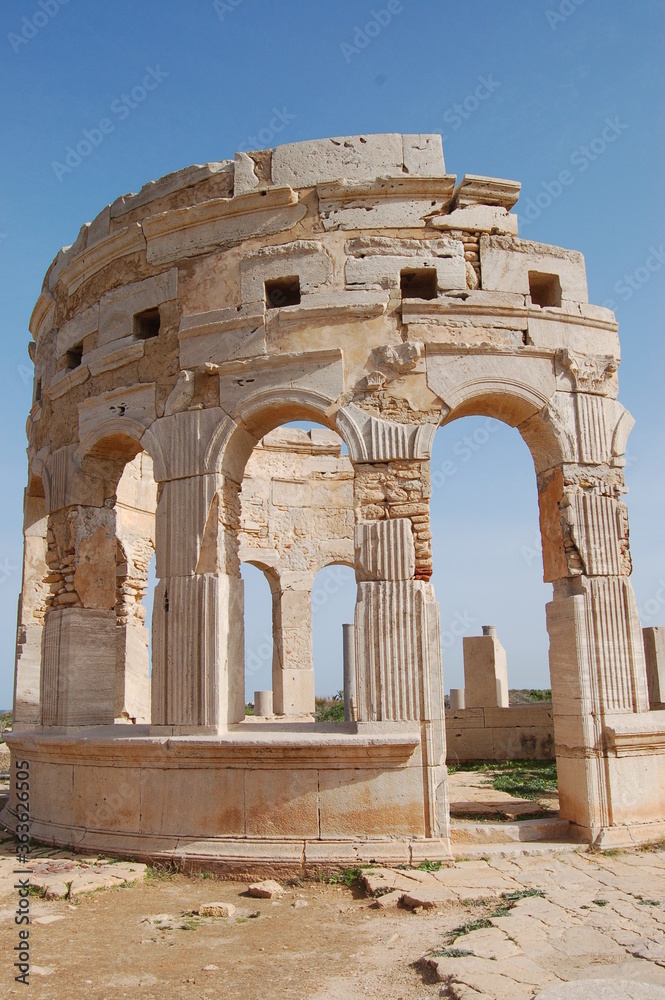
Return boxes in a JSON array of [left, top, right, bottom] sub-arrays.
[[315, 692, 345, 723], [146, 863, 178, 882], [490, 889, 545, 919], [373, 886, 397, 899], [27, 885, 47, 898], [637, 838, 665, 854], [447, 918, 493, 941], [491, 762, 558, 800], [417, 860, 442, 872], [431, 947, 476, 958], [328, 866, 368, 888], [503, 888, 545, 902], [592, 899, 609, 907], [244, 703, 254, 716], [248, 911, 261, 919], [181, 917, 202, 931], [637, 898, 661, 907]]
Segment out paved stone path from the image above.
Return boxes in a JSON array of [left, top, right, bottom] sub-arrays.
[[363, 847, 665, 998]]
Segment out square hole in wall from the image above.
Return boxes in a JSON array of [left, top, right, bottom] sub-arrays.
[[34, 379, 42, 402], [400, 267, 438, 301], [65, 344, 83, 370], [528, 271, 562, 308], [265, 276, 301, 309], [133, 307, 161, 340]]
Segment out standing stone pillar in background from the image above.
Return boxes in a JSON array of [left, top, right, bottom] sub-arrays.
[[463, 625, 509, 709], [644, 627, 665, 709], [270, 573, 315, 715], [342, 623, 357, 722]]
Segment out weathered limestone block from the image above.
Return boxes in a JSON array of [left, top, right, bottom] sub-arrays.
[[426, 347, 557, 422], [56, 304, 99, 359], [155, 475, 222, 578], [43, 446, 105, 513], [142, 408, 230, 483], [178, 307, 266, 368], [78, 383, 157, 449], [72, 506, 117, 610], [480, 235, 589, 303], [565, 491, 630, 577], [42, 608, 116, 726], [344, 236, 466, 292], [152, 573, 244, 727], [97, 270, 178, 346], [432, 204, 518, 235], [355, 518, 416, 581], [142, 188, 307, 266], [111, 161, 234, 219], [318, 176, 456, 231], [463, 628, 509, 709], [644, 627, 665, 709], [272, 134, 406, 188], [354, 580, 443, 723], [339, 405, 437, 464], [240, 240, 333, 303]]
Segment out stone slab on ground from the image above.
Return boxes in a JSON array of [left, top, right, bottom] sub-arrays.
[[535, 982, 665, 999]]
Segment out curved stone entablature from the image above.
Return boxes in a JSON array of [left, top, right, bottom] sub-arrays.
[[7, 133, 664, 871]]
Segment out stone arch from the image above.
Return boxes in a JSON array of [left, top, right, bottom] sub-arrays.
[[206, 386, 345, 481]]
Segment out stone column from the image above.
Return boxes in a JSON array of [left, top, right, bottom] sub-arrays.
[[463, 626, 509, 709], [342, 623, 357, 722], [270, 573, 315, 716], [41, 503, 117, 726], [13, 491, 49, 726], [151, 472, 245, 729], [353, 455, 449, 841], [538, 391, 652, 842], [644, 627, 665, 709]]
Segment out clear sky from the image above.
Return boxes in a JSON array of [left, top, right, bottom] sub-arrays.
[[0, 0, 663, 706]]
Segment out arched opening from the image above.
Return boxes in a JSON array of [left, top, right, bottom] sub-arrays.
[[431, 413, 556, 823], [14, 473, 49, 726], [241, 561, 276, 713], [311, 563, 356, 722], [113, 449, 158, 724], [237, 420, 354, 721]]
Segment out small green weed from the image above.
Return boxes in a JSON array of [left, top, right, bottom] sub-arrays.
[[431, 947, 476, 958], [417, 860, 442, 872], [592, 899, 609, 907], [328, 866, 367, 888], [447, 918, 493, 941], [503, 889, 545, 902], [637, 898, 661, 907], [146, 863, 178, 882]]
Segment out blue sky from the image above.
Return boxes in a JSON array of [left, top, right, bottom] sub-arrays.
[[0, 0, 663, 706]]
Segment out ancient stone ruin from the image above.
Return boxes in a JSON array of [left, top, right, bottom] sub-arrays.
[[5, 133, 665, 868]]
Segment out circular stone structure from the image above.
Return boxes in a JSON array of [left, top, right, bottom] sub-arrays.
[[5, 133, 665, 872]]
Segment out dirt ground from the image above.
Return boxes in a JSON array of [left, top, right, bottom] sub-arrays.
[[0, 869, 461, 1000]]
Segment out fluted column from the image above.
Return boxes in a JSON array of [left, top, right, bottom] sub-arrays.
[[352, 453, 448, 840]]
